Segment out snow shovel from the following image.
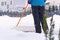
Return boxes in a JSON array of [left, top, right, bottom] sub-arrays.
[[16, 3, 29, 27]]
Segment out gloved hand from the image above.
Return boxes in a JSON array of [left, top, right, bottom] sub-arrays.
[[45, 2, 50, 5], [28, 1, 31, 4]]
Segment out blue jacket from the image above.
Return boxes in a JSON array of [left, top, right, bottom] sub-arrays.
[[28, 0, 46, 6]]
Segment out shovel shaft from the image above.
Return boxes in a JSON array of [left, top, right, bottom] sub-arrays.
[[16, 3, 29, 27]]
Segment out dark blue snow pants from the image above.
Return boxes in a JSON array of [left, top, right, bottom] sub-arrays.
[[31, 6, 48, 33]]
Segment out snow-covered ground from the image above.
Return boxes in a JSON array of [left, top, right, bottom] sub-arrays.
[[0, 14, 60, 40], [0, 14, 45, 40], [0, 0, 60, 40]]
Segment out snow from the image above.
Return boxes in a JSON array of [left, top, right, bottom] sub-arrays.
[[47, 14, 60, 35], [0, 0, 28, 12], [46, 0, 60, 5], [0, 0, 60, 11], [46, 14, 60, 40], [0, 14, 46, 40], [0, 14, 60, 40], [0, 0, 60, 40]]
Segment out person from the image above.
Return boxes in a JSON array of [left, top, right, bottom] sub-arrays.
[[27, 0, 49, 33]]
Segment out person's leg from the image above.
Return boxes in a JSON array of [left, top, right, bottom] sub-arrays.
[[38, 6, 48, 32], [31, 6, 41, 33]]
